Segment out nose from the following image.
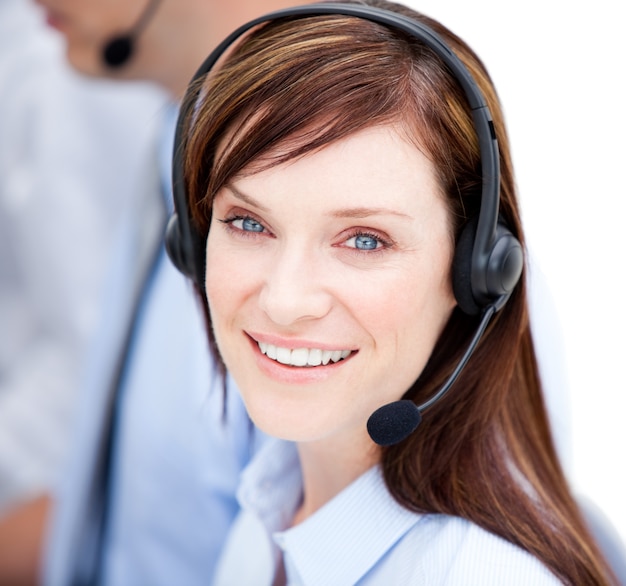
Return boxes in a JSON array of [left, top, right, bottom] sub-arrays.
[[258, 249, 332, 326]]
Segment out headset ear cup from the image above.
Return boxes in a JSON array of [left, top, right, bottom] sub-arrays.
[[453, 217, 524, 315], [452, 217, 481, 316], [165, 213, 194, 279], [485, 224, 523, 300]]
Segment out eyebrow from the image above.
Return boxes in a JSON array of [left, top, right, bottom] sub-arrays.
[[226, 184, 270, 212], [226, 184, 412, 220], [330, 207, 411, 220]]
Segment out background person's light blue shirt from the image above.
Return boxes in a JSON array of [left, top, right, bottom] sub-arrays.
[[0, 0, 165, 513], [100, 252, 257, 585], [215, 438, 562, 586], [44, 104, 262, 586], [97, 104, 263, 585]]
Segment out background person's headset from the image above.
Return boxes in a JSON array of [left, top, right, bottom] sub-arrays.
[[165, 2, 524, 446]]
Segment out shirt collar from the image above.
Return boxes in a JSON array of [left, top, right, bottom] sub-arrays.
[[237, 438, 423, 586], [237, 438, 302, 537], [277, 465, 422, 585]]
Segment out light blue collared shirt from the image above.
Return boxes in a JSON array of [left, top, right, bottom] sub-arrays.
[[215, 438, 562, 586]]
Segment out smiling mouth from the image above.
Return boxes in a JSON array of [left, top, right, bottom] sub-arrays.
[[257, 342, 354, 367]]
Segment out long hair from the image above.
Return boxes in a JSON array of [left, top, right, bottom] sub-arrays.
[[181, 1, 613, 583]]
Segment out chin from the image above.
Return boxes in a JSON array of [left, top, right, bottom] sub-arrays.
[[244, 395, 324, 442], [250, 409, 319, 442], [245, 394, 369, 446], [66, 48, 106, 78]]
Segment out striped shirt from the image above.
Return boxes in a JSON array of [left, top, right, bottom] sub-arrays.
[[215, 438, 562, 585]]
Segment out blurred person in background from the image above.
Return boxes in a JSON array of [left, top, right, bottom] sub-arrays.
[[0, 0, 165, 582]]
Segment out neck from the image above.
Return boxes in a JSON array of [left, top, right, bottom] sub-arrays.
[[293, 431, 380, 526]]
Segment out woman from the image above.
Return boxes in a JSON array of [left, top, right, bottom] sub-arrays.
[[171, 0, 614, 583]]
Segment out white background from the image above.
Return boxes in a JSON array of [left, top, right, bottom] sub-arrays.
[[402, 0, 625, 542]]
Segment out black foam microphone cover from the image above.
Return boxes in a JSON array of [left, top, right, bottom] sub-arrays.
[[367, 400, 422, 446], [102, 36, 134, 68]]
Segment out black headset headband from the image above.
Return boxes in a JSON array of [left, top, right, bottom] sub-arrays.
[[166, 2, 522, 315]]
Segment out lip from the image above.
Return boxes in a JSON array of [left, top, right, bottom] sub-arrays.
[[247, 331, 354, 352], [36, 5, 68, 33], [244, 332, 357, 384]]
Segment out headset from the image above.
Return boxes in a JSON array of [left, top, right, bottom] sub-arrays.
[[164, 2, 524, 445]]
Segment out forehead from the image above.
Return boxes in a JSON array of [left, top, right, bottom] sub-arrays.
[[230, 125, 443, 214]]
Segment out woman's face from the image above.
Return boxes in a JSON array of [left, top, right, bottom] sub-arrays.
[[206, 125, 457, 448]]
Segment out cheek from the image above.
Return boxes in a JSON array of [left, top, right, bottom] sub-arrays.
[[204, 233, 260, 334], [349, 262, 455, 340], [354, 257, 456, 387], [64, 27, 108, 75], [205, 237, 235, 322], [62, 8, 130, 74]]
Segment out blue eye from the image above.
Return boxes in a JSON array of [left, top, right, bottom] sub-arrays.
[[355, 234, 379, 250], [218, 214, 268, 236], [342, 230, 392, 254], [349, 233, 381, 250], [240, 217, 264, 232]]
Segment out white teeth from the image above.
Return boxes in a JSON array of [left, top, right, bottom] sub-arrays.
[[276, 347, 291, 365], [258, 343, 352, 367], [290, 348, 309, 367], [265, 343, 277, 360], [308, 348, 322, 366]]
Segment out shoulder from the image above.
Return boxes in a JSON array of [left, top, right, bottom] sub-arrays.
[[441, 517, 562, 584], [369, 513, 563, 585]]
